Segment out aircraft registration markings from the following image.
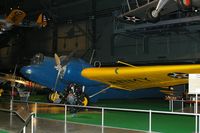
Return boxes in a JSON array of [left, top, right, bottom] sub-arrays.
[[108, 78, 151, 85]]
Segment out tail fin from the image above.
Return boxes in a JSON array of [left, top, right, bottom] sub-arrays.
[[6, 9, 26, 25], [36, 13, 47, 27]]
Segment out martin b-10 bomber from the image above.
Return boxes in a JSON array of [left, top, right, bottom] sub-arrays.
[[20, 50, 200, 107], [120, 0, 200, 23]]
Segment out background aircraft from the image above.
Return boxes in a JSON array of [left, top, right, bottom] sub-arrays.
[[20, 52, 200, 106], [120, 0, 200, 22], [22, 13, 47, 28], [0, 72, 45, 98], [0, 9, 47, 34], [0, 9, 26, 33]]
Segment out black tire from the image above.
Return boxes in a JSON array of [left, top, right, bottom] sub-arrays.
[[145, 7, 160, 23]]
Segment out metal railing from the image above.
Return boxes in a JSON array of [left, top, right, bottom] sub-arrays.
[[168, 98, 200, 113], [0, 108, 35, 133], [10, 99, 200, 133]]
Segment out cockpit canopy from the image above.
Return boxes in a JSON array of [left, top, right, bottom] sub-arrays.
[[31, 53, 44, 65]]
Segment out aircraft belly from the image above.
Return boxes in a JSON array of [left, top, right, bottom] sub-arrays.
[[105, 77, 187, 91], [122, 0, 158, 19], [121, 0, 177, 19]]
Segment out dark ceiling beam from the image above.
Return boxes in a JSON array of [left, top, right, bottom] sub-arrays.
[[91, 0, 96, 50], [51, 0, 89, 10]]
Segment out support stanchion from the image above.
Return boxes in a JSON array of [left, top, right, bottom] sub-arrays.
[[149, 110, 152, 133], [169, 100, 171, 111], [196, 115, 198, 133], [23, 126, 26, 133], [35, 103, 37, 118], [31, 115, 34, 133], [181, 98, 184, 112], [195, 94, 198, 133], [171, 100, 174, 112], [102, 108, 104, 133], [195, 94, 198, 114], [65, 105, 67, 133], [199, 114, 200, 133], [10, 99, 13, 126]]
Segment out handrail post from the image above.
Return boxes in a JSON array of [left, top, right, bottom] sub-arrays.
[[149, 110, 152, 133], [169, 100, 171, 111], [171, 100, 174, 112], [199, 114, 200, 133], [65, 105, 67, 133], [23, 126, 26, 133], [31, 114, 34, 133], [10, 99, 13, 126], [102, 108, 104, 133], [35, 102, 37, 118], [195, 114, 198, 133], [10, 99, 13, 111], [181, 98, 184, 112]]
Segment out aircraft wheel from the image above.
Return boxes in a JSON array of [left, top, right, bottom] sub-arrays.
[[81, 96, 89, 106], [146, 7, 160, 23], [48, 91, 61, 103]]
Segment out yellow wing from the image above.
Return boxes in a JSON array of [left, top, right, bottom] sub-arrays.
[[81, 64, 200, 91], [6, 9, 26, 25]]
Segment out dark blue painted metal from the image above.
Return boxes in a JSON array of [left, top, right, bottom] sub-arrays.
[[20, 56, 163, 102]]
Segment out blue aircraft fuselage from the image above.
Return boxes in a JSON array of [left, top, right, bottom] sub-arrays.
[[20, 56, 163, 102]]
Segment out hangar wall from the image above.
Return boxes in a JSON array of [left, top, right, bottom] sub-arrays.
[[113, 32, 200, 62], [57, 23, 89, 56], [24, 28, 53, 56], [1, 0, 200, 69], [1, 16, 200, 68]]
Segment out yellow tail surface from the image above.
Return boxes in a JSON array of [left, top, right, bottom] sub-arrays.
[[36, 13, 47, 27]]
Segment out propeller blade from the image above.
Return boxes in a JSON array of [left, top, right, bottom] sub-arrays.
[[53, 68, 61, 91], [54, 53, 62, 91], [54, 53, 61, 66], [53, 48, 77, 91]]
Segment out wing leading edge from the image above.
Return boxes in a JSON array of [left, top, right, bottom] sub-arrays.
[[81, 64, 200, 90]]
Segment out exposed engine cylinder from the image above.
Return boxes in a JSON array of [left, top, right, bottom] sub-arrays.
[[64, 83, 87, 105]]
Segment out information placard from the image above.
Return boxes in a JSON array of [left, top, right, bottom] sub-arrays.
[[188, 74, 200, 94]]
